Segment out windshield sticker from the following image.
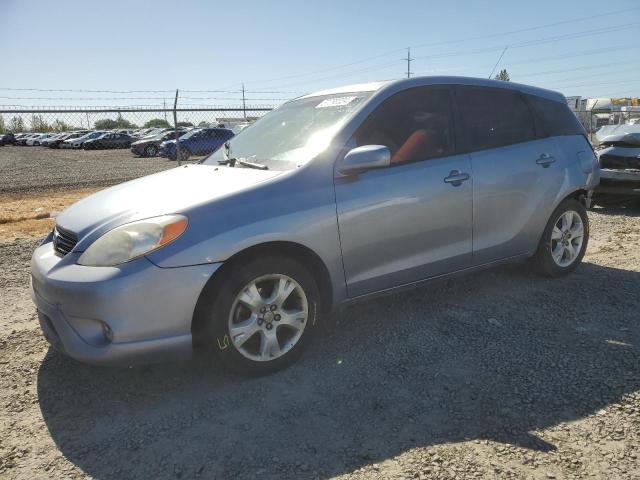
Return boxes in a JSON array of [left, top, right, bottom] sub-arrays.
[[315, 96, 357, 108]]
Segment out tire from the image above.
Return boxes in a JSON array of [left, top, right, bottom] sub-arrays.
[[531, 198, 589, 277], [177, 148, 190, 162], [198, 255, 320, 375], [144, 145, 158, 157]]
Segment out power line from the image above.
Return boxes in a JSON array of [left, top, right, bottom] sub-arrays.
[[410, 6, 640, 50], [551, 79, 640, 90], [0, 87, 302, 95], [258, 22, 639, 90], [411, 43, 638, 77], [514, 61, 638, 79], [520, 65, 640, 84], [249, 6, 639, 87], [412, 23, 639, 61]]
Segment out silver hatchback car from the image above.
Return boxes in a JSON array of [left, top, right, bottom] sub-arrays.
[[31, 76, 599, 374]]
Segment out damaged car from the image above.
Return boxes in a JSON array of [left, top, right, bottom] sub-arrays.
[[593, 124, 640, 206]]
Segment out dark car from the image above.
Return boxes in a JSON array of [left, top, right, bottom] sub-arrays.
[[130, 129, 189, 157], [0, 133, 16, 146], [158, 127, 234, 161], [83, 132, 134, 150]]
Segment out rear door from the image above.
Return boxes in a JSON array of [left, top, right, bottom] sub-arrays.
[[454, 86, 562, 265]]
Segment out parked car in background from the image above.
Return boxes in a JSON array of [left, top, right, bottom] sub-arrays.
[[30, 77, 598, 374], [593, 123, 640, 206], [65, 131, 106, 149], [26, 133, 56, 146], [40, 133, 66, 147], [83, 132, 134, 150], [47, 132, 87, 148], [115, 129, 137, 136], [0, 133, 16, 146], [159, 127, 234, 161], [19, 133, 44, 146], [130, 128, 190, 157]]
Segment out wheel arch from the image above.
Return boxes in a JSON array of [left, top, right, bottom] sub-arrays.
[[191, 240, 334, 345], [532, 187, 590, 255]]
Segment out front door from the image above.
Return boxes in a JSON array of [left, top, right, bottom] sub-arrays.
[[335, 86, 473, 298]]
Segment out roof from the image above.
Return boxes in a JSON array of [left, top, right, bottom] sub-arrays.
[[299, 81, 391, 98], [300, 76, 565, 103]]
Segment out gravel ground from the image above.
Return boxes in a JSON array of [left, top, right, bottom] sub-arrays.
[[0, 146, 184, 194], [1, 204, 639, 479]]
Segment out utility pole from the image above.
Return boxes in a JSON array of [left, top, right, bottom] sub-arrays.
[[406, 47, 413, 78], [173, 89, 181, 166], [241, 83, 247, 121]]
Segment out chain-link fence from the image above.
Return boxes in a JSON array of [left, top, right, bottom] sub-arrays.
[[0, 103, 275, 177]]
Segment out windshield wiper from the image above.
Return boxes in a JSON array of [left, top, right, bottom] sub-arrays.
[[236, 158, 269, 170]]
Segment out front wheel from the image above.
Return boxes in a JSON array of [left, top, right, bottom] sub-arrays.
[[531, 198, 589, 277], [199, 255, 320, 375], [144, 145, 158, 157]]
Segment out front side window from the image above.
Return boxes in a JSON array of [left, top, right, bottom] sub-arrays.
[[455, 86, 536, 151], [354, 86, 454, 165], [204, 92, 372, 170]]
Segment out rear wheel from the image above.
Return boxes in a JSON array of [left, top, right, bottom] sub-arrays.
[[178, 148, 190, 162], [531, 198, 589, 277], [198, 255, 320, 375]]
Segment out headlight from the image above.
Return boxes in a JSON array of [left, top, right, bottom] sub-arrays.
[[77, 214, 188, 267]]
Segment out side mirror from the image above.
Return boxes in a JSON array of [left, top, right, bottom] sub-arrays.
[[338, 145, 391, 175]]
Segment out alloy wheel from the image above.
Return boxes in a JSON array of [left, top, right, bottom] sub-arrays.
[[550, 210, 584, 267], [228, 274, 308, 362]]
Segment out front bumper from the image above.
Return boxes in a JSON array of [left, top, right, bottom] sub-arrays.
[[594, 168, 640, 197], [30, 241, 221, 366]]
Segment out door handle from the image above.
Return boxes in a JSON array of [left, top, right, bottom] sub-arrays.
[[536, 153, 556, 167], [443, 170, 470, 186]]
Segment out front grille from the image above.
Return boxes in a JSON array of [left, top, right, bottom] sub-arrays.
[[53, 225, 78, 257], [600, 153, 640, 170]]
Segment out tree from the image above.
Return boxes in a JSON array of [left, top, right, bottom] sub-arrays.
[[494, 69, 510, 82], [94, 113, 137, 130], [51, 119, 72, 132], [144, 118, 171, 128], [7, 116, 25, 132], [31, 114, 51, 132], [0, 116, 5, 134], [177, 121, 194, 127]]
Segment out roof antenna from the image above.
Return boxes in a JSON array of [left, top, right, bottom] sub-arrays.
[[488, 46, 509, 79]]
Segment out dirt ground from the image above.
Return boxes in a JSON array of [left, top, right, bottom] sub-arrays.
[[0, 147, 639, 480]]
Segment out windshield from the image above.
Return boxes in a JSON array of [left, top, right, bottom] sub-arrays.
[[204, 92, 372, 170], [180, 128, 202, 139]]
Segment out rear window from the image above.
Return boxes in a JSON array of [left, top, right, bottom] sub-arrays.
[[455, 86, 536, 152], [526, 94, 586, 137]]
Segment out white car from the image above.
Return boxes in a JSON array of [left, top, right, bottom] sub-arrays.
[[66, 131, 106, 149], [26, 133, 55, 146]]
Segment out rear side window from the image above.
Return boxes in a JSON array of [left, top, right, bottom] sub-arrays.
[[526, 94, 586, 137], [455, 86, 536, 151]]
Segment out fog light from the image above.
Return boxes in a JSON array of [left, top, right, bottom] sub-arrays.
[[102, 322, 113, 343]]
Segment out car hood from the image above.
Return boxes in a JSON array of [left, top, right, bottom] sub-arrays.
[[57, 164, 282, 244]]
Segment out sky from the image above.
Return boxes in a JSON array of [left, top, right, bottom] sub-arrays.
[[1, 0, 639, 109]]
